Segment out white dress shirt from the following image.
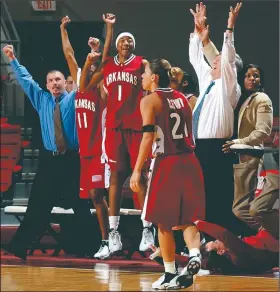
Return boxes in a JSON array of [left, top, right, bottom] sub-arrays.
[[189, 32, 241, 139]]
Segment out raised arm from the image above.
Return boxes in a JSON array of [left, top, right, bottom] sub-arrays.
[[101, 13, 115, 63], [79, 50, 102, 92], [60, 16, 79, 83], [2, 45, 44, 111], [221, 3, 242, 108], [85, 13, 116, 91], [189, 3, 212, 91]]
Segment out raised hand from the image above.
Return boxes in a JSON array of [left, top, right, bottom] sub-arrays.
[[88, 37, 100, 52], [196, 23, 210, 43], [190, 2, 207, 32], [86, 51, 101, 64], [2, 45, 15, 60], [102, 13, 116, 24], [60, 15, 71, 29], [228, 2, 242, 29]]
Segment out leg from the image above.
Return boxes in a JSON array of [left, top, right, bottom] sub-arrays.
[[138, 172, 155, 251], [158, 223, 176, 264], [249, 172, 279, 239], [90, 188, 109, 240], [10, 156, 57, 257], [90, 188, 111, 259], [232, 157, 261, 231], [126, 131, 155, 251]]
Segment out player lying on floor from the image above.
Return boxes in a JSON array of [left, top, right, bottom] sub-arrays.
[[150, 220, 279, 275]]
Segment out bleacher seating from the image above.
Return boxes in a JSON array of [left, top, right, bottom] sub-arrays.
[[0, 119, 23, 204]]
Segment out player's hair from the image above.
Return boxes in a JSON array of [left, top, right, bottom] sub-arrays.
[[149, 58, 172, 88], [46, 70, 65, 79], [238, 63, 265, 93], [169, 67, 197, 94], [200, 245, 238, 275]]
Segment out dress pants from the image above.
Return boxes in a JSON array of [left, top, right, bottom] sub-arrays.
[[11, 149, 93, 254], [194, 139, 239, 232]]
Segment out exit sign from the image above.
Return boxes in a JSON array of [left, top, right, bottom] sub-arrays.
[[31, 1, 56, 12]]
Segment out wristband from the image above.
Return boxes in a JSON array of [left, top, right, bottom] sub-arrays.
[[142, 125, 156, 133], [226, 27, 234, 31]]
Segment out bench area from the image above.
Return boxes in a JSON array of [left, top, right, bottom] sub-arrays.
[[3, 206, 143, 258]]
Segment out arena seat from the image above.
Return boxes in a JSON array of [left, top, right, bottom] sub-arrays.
[[0, 124, 22, 164], [4, 206, 142, 257]]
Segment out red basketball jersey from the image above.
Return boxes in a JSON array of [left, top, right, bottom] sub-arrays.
[[75, 89, 106, 157], [153, 88, 195, 155], [103, 54, 144, 130]]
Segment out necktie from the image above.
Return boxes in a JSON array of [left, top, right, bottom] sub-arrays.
[[192, 81, 215, 139], [54, 98, 67, 153]]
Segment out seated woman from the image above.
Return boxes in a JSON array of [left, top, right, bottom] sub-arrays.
[[222, 64, 276, 239]]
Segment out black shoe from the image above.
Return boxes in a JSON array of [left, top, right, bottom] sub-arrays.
[[3, 244, 27, 260]]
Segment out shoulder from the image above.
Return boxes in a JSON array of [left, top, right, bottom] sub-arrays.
[[252, 92, 272, 107]]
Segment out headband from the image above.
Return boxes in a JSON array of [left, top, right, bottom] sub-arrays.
[[115, 32, 135, 49]]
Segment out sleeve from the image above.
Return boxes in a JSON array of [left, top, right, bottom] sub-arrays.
[[76, 67, 81, 87], [10, 59, 44, 111], [202, 41, 220, 68], [221, 32, 241, 109], [233, 96, 273, 146], [189, 33, 212, 92]]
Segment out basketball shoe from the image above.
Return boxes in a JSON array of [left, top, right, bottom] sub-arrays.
[[139, 226, 155, 251], [109, 229, 122, 253]]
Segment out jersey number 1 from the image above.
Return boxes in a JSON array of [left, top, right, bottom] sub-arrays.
[[118, 85, 122, 101], [170, 113, 188, 139], [77, 112, 87, 129]]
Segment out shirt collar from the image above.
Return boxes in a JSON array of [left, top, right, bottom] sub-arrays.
[[52, 90, 67, 102]]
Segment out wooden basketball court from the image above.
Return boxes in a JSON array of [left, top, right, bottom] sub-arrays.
[[1, 264, 279, 291]]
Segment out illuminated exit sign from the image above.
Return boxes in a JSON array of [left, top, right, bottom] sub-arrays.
[[31, 1, 56, 11]]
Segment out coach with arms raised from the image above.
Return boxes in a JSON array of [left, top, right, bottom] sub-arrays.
[[2, 45, 92, 259]]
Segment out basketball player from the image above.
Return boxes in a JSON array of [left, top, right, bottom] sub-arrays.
[[130, 59, 205, 290], [88, 31, 155, 253], [169, 67, 197, 111], [61, 13, 115, 259]]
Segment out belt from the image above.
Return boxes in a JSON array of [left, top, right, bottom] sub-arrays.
[[44, 149, 77, 156]]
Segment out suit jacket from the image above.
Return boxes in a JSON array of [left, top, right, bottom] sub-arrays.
[[234, 92, 273, 146], [202, 41, 273, 146]]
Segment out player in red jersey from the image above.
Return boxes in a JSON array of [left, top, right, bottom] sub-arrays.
[[130, 58, 205, 290], [61, 13, 115, 259], [87, 31, 155, 253]]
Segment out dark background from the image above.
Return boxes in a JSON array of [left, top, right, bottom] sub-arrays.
[[5, 0, 279, 136]]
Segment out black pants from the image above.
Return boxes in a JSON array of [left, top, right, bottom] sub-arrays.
[[11, 149, 93, 253], [195, 139, 238, 232]]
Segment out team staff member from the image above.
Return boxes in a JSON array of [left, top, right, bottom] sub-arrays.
[[2, 44, 92, 259]]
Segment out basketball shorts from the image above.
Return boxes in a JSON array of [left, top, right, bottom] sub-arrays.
[[142, 152, 205, 227], [79, 156, 110, 199], [103, 128, 143, 171]]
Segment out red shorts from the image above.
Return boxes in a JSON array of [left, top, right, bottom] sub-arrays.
[[79, 156, 106, 199], [142, 153, 205, 227], [104, 128, 142, 171]]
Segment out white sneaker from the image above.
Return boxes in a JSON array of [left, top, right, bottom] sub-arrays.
[[139, 227, 155, 251], [152, 272, 179, 290], [109, 229, 122, 253], [94, 241, 110, 259]]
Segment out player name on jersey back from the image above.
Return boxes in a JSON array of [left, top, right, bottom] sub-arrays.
[[153, 88, 195, 156]]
